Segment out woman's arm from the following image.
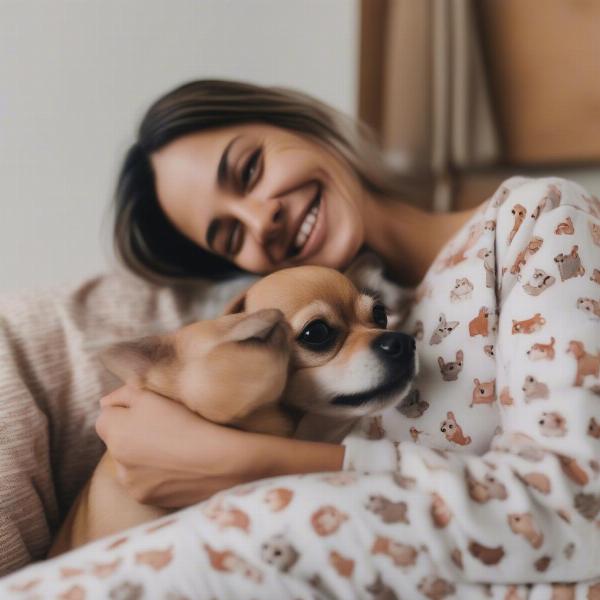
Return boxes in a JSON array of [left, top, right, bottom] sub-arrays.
[[96, 384, 344, 508], [341, 178, 600, 583]]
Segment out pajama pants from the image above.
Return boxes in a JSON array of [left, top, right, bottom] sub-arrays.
[[2, 471, 599, 600]]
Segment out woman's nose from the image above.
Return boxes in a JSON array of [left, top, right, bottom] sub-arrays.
[[236, 197, 284, 245]]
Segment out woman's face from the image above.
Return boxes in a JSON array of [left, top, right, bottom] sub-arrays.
[[150, 124, 367, 274]]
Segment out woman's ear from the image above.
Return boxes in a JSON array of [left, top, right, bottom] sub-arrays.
[[222, 289, 247, 315]]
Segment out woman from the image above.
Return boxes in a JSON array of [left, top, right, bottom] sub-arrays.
[[101, 78, 479, 504], [3, 80, 598, 597]]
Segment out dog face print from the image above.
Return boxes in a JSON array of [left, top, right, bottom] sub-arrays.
[[531, 184, 561, 220], [526, 337, 555, 360], [554, 245, 585, 281], [508, 203, 527, 244], [555, 216, 574, 235], [365, 573, 399, 599], [507, 513, 544, 548], [311, 506, 348, 536], [466, 469, 508, 503], [588, 417, 600, 439], [476, 248, 495, 288], [134, 548, 173, 571], [471, 379, 496, 407], [590, 222, 600, 246], [396, 388, 429, 418], [512, 313, 546, 334], [574, 493, 600, 521], [522, 269, 556, 296], [491, 185, 511, 207], [429, 313, 459, 345], [450, 278, 473, 302], [371, 536, 418, 567], [260, 534, 299, 572], [510, 236, 544, 275], [522, 375, 549, 401], [263, 488, 293, 512], [591, 269, 600, 285], [437, 350, 463, 381], [417, 575, 456, 600], [538, 412, 567, 437], [329, 550, 355, 577], [440, 411, 471, 445], [576, 297, 600, 319], [365, 495, 409, 524]]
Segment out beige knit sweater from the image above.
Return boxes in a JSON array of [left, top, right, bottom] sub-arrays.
[[0, 270, 252, 576]]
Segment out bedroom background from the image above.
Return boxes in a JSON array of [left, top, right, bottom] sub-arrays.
[[1, 0, 599, 293]]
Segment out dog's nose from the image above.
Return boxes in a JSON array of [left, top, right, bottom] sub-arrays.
[[372, 332, 415, 360]]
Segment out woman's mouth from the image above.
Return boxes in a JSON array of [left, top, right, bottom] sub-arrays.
[[289, 184, 326, 260]]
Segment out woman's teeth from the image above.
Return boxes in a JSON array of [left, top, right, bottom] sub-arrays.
[[293, 200, 320, 251]]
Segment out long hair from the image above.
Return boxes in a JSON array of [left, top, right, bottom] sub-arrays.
[[113, 79, 425, 284]]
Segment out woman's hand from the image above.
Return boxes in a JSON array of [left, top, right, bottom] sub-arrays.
[[95, 385, 269, 507], [96, 385, 346, 508]]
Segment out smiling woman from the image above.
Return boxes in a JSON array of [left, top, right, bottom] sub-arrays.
[[113, 79, 430, 284]]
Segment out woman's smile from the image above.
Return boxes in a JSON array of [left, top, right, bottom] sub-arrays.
[[288, 182, 324, 260]]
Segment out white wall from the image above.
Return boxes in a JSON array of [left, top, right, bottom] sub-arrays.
[[0, 0, 359, 292]]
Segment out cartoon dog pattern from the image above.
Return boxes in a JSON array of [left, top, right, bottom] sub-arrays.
[[2, 178, 599, 598]]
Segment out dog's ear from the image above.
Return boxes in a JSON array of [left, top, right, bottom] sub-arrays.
[[99, 335, 174, 386], [345, 252, 414, 330], [222, 289, 247, 315], [344, 251, 386, 292]]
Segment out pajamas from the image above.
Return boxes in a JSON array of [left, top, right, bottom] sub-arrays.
[[1, 178, 599, 599]]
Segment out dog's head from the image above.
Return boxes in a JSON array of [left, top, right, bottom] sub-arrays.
[[100, 309, 292, 427], [224, 263, 417, 419]]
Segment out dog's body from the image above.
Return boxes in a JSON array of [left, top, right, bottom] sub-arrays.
[[49, 309, 294, 557], [51, 263, 417, 556]]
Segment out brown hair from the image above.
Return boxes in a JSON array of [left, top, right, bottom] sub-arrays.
[[113, 79, 423, 284]]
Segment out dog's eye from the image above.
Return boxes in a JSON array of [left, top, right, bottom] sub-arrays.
[[297, 320, 336, 350], [372, 304, 388, 328]]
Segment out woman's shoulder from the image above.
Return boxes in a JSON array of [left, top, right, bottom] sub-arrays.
[[490, 176, 600, 219]]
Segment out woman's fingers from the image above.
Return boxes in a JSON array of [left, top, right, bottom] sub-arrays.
[[99, 384, 138, 409], [95, 405, 127, 443]]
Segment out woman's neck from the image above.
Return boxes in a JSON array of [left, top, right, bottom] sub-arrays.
[[362, 193, 478, 286]]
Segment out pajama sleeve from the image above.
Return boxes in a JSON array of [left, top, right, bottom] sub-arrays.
[[342, 179, 600, 583]]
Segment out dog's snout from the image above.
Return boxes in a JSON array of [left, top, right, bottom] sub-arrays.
[[372, 332, 415, 360]]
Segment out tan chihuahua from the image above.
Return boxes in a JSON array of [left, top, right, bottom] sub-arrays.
[[50, 259, 416, 556], [224, 263, 417, 443], [48, 309, 293, 557]]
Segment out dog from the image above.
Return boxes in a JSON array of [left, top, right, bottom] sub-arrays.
[[554, 245, 585, 281], [225, 264, 418, 442], [48, 309, 295, 556], [51, 263, 418, 555]]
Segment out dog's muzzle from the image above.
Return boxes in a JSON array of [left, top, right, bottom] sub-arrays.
[[331, 332, 416, 408], [371, 332, 415, 363]]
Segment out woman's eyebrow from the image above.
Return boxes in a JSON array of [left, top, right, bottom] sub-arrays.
[[207, 135, 243, 250], [217, 135, 242, 189]]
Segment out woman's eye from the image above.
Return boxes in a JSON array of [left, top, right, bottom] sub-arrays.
[[226, 222, 244, 255], [372, 303, 388, 328], [241, 148, 262, 189], [297, 319, 336, 351]]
